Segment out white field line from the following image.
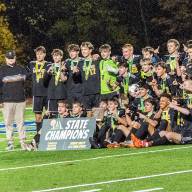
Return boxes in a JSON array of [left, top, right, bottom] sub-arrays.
[[133, 187, 164, 192], [32, 169, 192, 192], [80, 189, 102, 192], [0, 149, 22, 153], [0, 145, 191, 172]]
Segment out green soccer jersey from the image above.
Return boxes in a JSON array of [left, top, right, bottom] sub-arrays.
[[99, 59, 119, 95]]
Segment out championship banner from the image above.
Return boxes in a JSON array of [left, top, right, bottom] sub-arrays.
[[38, 117, 96, 151]]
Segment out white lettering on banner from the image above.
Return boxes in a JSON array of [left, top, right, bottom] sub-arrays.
[[45, 129, 90, 141], [65, 120, 89, 130]]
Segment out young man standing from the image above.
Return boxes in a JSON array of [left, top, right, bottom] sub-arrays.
[[163, 39, 181, 76], [65, 44, 84, 104], [0, 51, 27, 150], [79, 42, 100, 110], [99, 44, 119, 100], [44, 49, 68, 114], [118, 43, 141, 79], [28, 46, 51, 133]]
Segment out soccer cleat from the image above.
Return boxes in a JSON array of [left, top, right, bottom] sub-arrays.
[[107, 143, 120, 149], [120, 140, 135, 148], [89, 137, 100, 149], [31, 139, 38, 151], [131, 134, 149, 148], [6, 142, 14, 151], [131, 134, 142, 147], [20, 142, 28, 151]]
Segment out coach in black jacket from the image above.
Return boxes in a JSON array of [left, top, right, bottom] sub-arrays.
[[0, 51, 27, 151]]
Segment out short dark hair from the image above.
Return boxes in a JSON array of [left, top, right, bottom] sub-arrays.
[[155, 61, 166, 69], [160, 93, 172, 101], [107, 97, 119, 106], [81, 42, 94, 50], [51, 49, 63, 56], [67, 44, 80, 52], [99, 44, 111, 52], [72, 101, 83, 108], [144, 98, 156, 106], [119, 61, 127, 68], [34, 46, 46, 53], [57, 100, 69, 108], [142, 46, 154, 54], [139, 83, 150, 90], [167, 39, 180, 50], [140, 58, 152, 66]]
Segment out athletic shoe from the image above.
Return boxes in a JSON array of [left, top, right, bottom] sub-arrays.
[[6, 142, 14, 151], [89, 137, 99, 149], [20, 142, 28, 151], [120, 140, 135, 148], [107, 143, 120, 149]]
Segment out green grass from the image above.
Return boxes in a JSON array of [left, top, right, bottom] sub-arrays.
[[0, 146, 192, 192], [0, 109, 192, 192]]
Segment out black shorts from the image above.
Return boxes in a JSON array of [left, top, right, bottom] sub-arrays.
[[33, 96, 47, 113], [83, 94, 100, 110], [48, 99, 59, 113]]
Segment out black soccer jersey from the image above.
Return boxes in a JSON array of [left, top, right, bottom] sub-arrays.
[[28, 61, 51, 96], [78, 59, 100, 95], [44, 63, 67, 100], [65, 58, 84, 95]]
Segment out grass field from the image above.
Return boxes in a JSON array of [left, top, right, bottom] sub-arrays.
[[0, 108, 192, 192]]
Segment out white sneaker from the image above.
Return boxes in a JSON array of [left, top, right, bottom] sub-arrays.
[[20, 142, 28, 151], [6, 142, 14, 151]]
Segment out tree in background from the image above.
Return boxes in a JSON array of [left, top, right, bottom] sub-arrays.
[[152, 0, 192, 47], [0, 3, 16, 63]]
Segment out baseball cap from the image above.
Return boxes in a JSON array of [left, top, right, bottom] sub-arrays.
[[5, 51, 16, 59]]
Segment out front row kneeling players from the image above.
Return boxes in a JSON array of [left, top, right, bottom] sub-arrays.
[[27, 100, 86, 150]]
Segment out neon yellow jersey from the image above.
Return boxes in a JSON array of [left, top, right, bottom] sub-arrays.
[[99, 59, 119, 94]]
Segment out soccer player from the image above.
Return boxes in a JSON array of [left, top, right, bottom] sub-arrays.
[[116, 61, 139, 107], [79, 42, 100, 110], [99, 44, 119, 100], [118, 43, 141, 78], [142, 46, 160, 65], [163, 39, 182, 76], [26, 100, 70, 151], [151, 62, 180, 97], [70, 101, 87, 118], [28, 46, 51, 133], [44, 49, 68, 114], [65, 44, 84, 104], [94, 98, 127, 148]]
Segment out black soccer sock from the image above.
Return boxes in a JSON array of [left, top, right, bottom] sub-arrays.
[[152, 136, 169, 146], [135, 122, 149, 140], [147, 131, 160, 142], [113, 129, 124, 143], [33, 133, 40, 145], [126, 128, 137, 141], [36, 122, 42, 133]]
